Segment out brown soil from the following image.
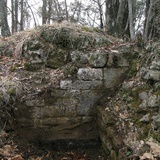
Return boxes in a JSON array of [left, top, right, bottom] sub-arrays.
[[0, 130, 107, 160]]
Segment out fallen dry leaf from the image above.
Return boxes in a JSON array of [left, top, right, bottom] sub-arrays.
[[139, 152, 154, 160], [11, 155, 24, 160], [146, 139, 160, 157]]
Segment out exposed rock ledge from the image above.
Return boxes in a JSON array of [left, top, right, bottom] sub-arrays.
[[0, 22, 160, 159]]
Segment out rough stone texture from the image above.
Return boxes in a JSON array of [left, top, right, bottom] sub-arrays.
[[103, 68, 128, 88], [139, 92, 148, 100], [60, 80, 103, 90], [77, 68, 103, 80], [150, 61, 160, 70], [70, 50, 88, 64], [88, 51, 107, 67], [148, 95, 159, 108], [143, 69, 160, 81]]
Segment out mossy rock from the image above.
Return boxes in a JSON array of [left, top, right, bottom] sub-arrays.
[[46, 48, 69, 69], [39, 26, 110, 50], [151, 132, 160, 142], [61, 63, 78, 76], [40, 27, 71, 47], [24, 62, 42, 71], [25, 40, 44, 51], [127, 59, 139, 78]]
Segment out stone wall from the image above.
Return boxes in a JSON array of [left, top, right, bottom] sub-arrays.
[[13, 48, 129, 141]]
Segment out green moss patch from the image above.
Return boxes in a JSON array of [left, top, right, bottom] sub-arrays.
[[24, 62, 41, 71]]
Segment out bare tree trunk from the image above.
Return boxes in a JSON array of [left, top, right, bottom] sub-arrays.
[[117, 0, 126, 34], [42, 0, 47, 24], [11, 0, 15, 33], [48, 0, 52, 24], [64, 0, 68, 21], [128, 0, 135, 40], [15, 0, 19, 32], [0, 0, 11, 36], [97, 0, 104, 29], [143, 0, 153, 44], [20, 0, 24, 31], [105, 0, 119, 35]]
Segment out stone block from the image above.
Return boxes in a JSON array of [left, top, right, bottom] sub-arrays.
[[41, 117, 82, 129], [77, 68, 103, 80], [40, 100, 78, 118], [150, 61, 160, 70], [60, 80, 72, 89], [89, 51, 107, 67], [107, 52, 129, 67], [70, 50, 88, 64], [143, 69, 160, 81], [25, 99, 45, 107], [51, 89, 81, 98], [60, 80, 103, 90], [103, 68, 127, 88], [148, 95, 159, 108], [77, 90, 103, 116], [72, 80, 103, 89]]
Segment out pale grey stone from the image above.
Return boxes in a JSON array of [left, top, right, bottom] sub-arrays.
[[70, 50, 88, 64], [60, 80, 72, 89], [72, 80, 103, 90], [122, 81, 135, 89], [139, 100, 147, 109], [89, 51, 107, 67], [152, 115, 160, 123], [139, 92, 148, 100], [77, 68, 103, 80], [143, 69, 160, 81], [150, 61, 160, 70], [140, 114, 149, 122], [148, 95, 159, 108], [60, 80, 102, 90]]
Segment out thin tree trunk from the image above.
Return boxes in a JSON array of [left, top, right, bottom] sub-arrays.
[[117, 0, 125, 34], [64, 0, 68, 21], [128, 0, 135, 40], [15, 0, 18, 32], [143, 0, 153, 44], [42, 0, 47, 24], [0, 0, 11, 36], [11, 0, 15, 33], [98, 1, 103, 29], [20, 0, 24, 31], [48, 0, 52, 24]]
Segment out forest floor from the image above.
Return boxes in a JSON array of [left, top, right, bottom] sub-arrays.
[[0, 130, 107, 160]]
